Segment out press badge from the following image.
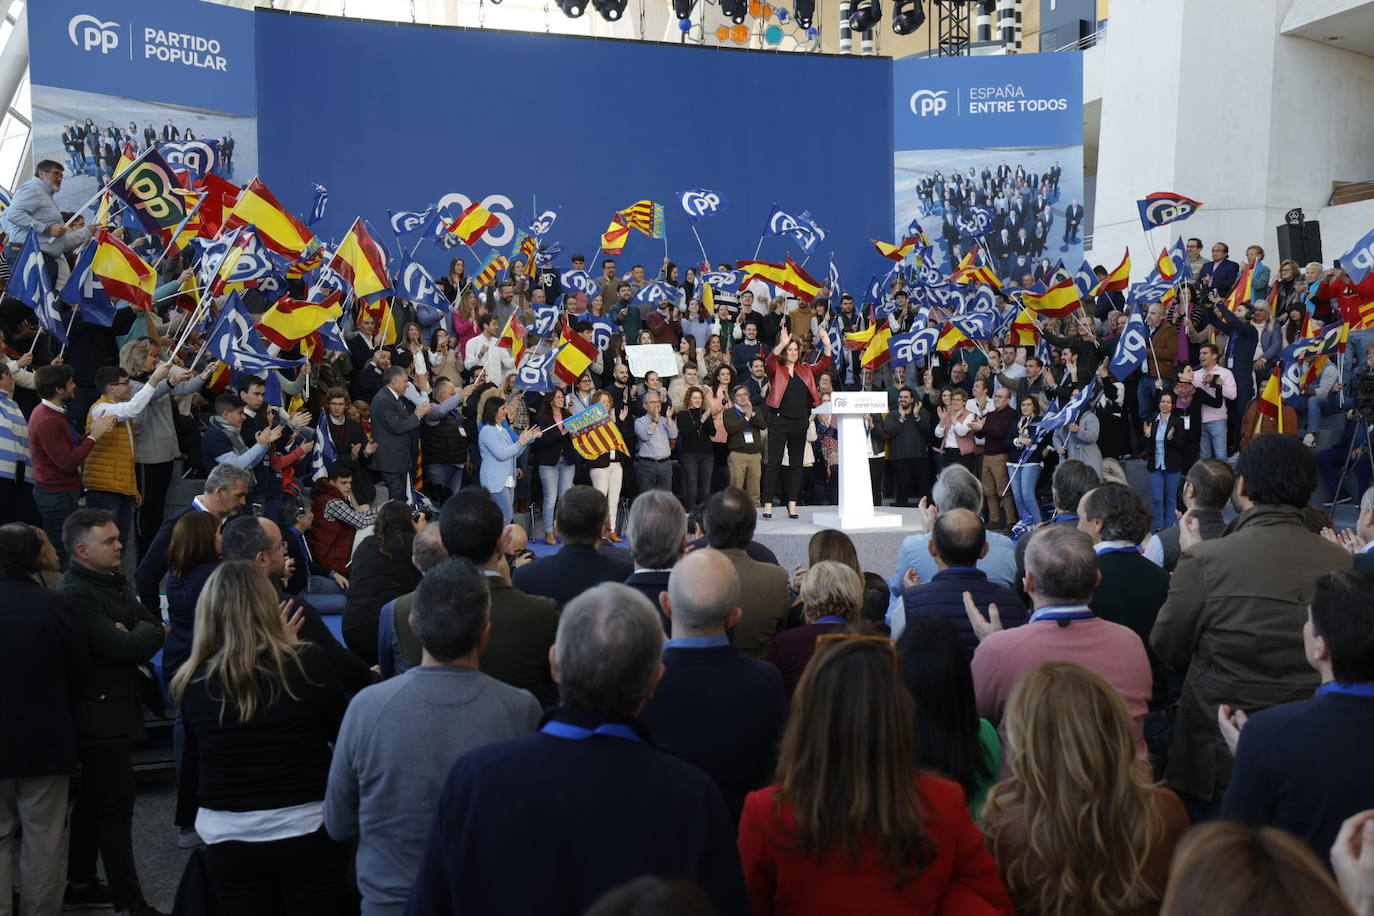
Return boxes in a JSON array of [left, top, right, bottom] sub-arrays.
[[1182, 416, 1191, 431], [743, 430, 755, 445]]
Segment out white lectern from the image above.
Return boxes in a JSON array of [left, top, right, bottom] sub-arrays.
[[811, 391, 904, 530]]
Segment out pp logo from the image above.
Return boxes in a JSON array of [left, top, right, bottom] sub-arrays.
[[436, 193, 514, 247], [769, 212, 817, 250], [528, 209, 558, 237], [161, 141, 218, 179], [832, 395, 849, 410], [1349, 239, 1374, 278], [682, 190, 721, 218], [1119, 325, 1147, 361], [1143, 198, 1195, 226], [517, 350, 555, 388], [390, 209, 431, 236], [909, 89, 949, 117], [68, 14, 120, 54], [402, 262, 437, 302]]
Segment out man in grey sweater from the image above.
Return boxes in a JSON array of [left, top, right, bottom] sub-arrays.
[[323, 557, 541, 915]]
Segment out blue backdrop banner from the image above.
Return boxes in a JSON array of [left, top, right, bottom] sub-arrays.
[[28, 0, 256, 116], [254, 12, 894, 290]]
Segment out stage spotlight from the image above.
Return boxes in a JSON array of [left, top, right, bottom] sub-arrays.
[[673, 0, 695, 20], [592, 0, 627, 20], [891, 0, 923, 33], [721, 0, 748, 25], [557, 0, 586, 17], [848, 0, 882, 33]]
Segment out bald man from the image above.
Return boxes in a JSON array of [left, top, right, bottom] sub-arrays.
[[900, 508, 1027, 661], [639, 549, 786, 821]]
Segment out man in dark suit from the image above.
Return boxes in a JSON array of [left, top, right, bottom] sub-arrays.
[[703, 488, 788, 659], [134, 463, 254, 612], [623, 491, 687, 633], [440, 487, 558, 703], [160, 120, 179, 142], [902, 509, 1026, 662], [513, 486, 633, 610], [640, 548, 786, 822], [1063, 199, 1085, 243], [1196, 241, 1240, 301], [1158, 459, 1232, 572], [369, 366, 431, 501]]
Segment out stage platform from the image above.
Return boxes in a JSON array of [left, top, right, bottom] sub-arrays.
[[752, 506, 923, 576]]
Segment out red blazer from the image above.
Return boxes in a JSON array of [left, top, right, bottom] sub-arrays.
[[738, 773, 1016, 915], [764, 352, 832, 412]]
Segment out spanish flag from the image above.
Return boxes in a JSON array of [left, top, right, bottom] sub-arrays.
[[1155, 247, 1177, 283], [1256, 365, 1285, 432], [91, 229, 156, 311], [447, 201, 500, 246], [1091, 250, 1131, 296], [937, 321, 974, 355], [330, 218, 391, 300], [255, 291, 345, 349], [554, 319, 598, 385], [1223, 261, 1254, 312], [194, 173, 241, 236], [359, 297, 398, 347], [1020, 277, 1082, 318], [497, 310, 527, 365], [1008, 309, 1039, 347], [701, 281, 715, 317], [224, 178, 314, 260], [601, 217, 631, 256], [950, 244, 1002, 288], [860, 322, 893, 369], [735, 256, 822, 303], [872, 236, 922, 262], [472, 251, 509, 288], [845, 315, 880, 351]]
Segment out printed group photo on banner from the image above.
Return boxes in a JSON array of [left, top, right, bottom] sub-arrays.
[[8, 1, 1374, 915]]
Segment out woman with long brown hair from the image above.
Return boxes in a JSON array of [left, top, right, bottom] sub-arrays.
[[761, 325, 832, 519], [171, 561, 350, 913], [738, 636, 1014, 913], [982, 660, 1187, 916]]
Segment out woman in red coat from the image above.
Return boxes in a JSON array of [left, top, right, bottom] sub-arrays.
[[737, 636, 1016, 915], [761, 326, 831, 519]]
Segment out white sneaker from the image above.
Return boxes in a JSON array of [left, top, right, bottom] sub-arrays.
[[1302, 433, 1316, 447]]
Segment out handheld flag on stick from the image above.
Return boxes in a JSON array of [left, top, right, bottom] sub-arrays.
[[61, 241, 117, 327], [255, 292, 345, 349], [92, 229, 156, 310], [329, 218, 391, 300], [888, 326, 940, 368], [1338, 226, 1374, 286], [446, 201, 500, 246], [1137, 193, 1203, 231], [1223, 261, 1255, 312], [1091, 249, 1131, 297], [307, 184, 328, 227], [472, 251, 509, 288], [565, 401, 629, 460], [601, 217, 631, 255], [224, 177, 315, 259], [677, 189, 727, 223], [617, 201, 660, 237], [872, 236, 923, 262], [514, 347, 560, 394], [497, 310, 527, 366], [1108, 307, 1150, 380], [555, 320, 599, 384], [1020, 277, 1081, 318], [950, 244, 1002, 288], [107, 149, 189, 243], [735, 256, 822, 303], [6, 231, 66, 344]]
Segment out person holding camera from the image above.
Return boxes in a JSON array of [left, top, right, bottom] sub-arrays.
[[1193, 344, 1236, 460]]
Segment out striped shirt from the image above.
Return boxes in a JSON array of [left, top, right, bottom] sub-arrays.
[[0, 389, 30, 481]]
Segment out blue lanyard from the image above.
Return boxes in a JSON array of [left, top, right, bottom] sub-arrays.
[[1029, 604, 1095, 623], [816, 616, 848, 625], [1316, 682, 1374, 699], [1095, 546, 1141, 555], [540, 720, 643, 743], [1052, 514, 1079, 523]]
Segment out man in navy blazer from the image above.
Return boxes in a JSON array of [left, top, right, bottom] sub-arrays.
[[1196, 241, 1240, 301], [370, 366, 432, 501], [513, 485, 633, 610], [902, 509, 1027, 661], [623, 490, 687, 633], [639, 548, 786, 822]]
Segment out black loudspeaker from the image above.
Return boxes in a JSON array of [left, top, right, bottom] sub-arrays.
[[1276, 221, 1323, 265]]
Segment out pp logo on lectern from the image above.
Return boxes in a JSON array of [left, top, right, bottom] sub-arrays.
[[69, 14, 120, 54]]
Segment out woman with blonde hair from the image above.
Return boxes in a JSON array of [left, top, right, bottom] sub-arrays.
[[765, 560, 861, 697], [1160, 821, 1357, 916], [982, 660, 1188, 916], [738, 637, 1014, 913], [171, 561, 350, 913]]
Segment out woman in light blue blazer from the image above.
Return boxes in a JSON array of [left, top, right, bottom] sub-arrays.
[[478, 396, 538, 523]]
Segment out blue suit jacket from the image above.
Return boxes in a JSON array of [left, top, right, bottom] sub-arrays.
[[1198, 258, 1240, 299], [478, 423, 526, 493], [902, 566, 1028, 661]]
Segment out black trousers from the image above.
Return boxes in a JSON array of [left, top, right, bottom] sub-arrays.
[[761, 414, 808, 506], [68, 743, 143, 911], [200, 827, 351, 916], [679, 452, 713, 509], [890, 457, 932, 507], [136, 460, 175, 558]]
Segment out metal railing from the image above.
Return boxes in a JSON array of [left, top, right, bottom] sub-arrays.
[[1050, 24, 1105, 52]]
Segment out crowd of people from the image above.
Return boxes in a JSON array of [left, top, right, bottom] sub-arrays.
[[53, 119, 238, 182], [3, 154, 1374, 915]]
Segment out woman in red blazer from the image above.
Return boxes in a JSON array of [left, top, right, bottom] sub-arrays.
[[761, 326, 831, 519], [737, 636, 1016, 916]]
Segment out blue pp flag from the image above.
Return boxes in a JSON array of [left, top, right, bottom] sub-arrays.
[[587, 315, 616, 351], [317, 318, 349, 355], [764, 204, 825, 253], [6, 230, 66, 344], [311, 422, 337, 481], [513, 346, 559, 394], [827, 257, 842, 299], [1073, 260, 1097, 299], [955, 206, 996, 239], [530, 303, 560, 338], [633, 281, 680, 306], [61, 240, 118, 327], [1039, 380, 1099, 433], [307, 184, 328, 227], [678, 189, 727, 224], [390, 207, 434, 240], [1108, 307, 1150, 380], [395, 256, 452, 312], [1340, 225, 1374, 286], [889, 326, 940, 368], [528, 208, 560, 237]]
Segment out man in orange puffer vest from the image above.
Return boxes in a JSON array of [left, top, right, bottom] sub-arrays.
[[84, 361, 183, 563]]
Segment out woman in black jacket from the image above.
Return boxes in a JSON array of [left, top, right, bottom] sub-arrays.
[[675, 386, 717, 510], [1143, 392, 1188, 531], [532, 389, 579, 544], [172, 561, 349, 914], [340, 503, 422, 665]]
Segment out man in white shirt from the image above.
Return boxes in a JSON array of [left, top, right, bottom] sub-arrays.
[[464, 314, 514, 384]]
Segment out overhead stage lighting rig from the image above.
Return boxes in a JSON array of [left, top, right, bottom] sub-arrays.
[[848, 0, 882, 34], [933, 0, 971, 56], [891, 0, 924, 34]]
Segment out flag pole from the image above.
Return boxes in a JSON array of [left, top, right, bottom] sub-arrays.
[[54, 310, 80, 360], [169, 283, 219, 360], [62, 145, 157, 227], [24, 328, 42, 355]]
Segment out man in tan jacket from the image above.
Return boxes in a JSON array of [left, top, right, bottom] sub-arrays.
[[702, 487, 788, 658]]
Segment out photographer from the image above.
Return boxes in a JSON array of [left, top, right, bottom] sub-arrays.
[[1204, 299, 1258, 452]]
